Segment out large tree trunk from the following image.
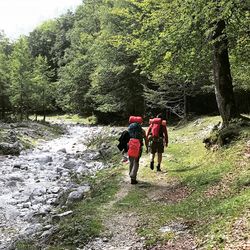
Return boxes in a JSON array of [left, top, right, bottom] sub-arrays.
[[212, 20, 238, 126]]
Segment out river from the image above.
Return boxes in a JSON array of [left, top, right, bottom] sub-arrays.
[[0, 124, 117, 249]]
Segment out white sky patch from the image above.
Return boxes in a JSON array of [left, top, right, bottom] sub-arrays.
[[0, 0, 83, 40]]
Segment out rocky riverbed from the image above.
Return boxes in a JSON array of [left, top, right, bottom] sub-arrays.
[[0, 124, 119, 249]]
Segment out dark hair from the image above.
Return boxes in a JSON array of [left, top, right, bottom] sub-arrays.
[[156, 113, 163, 119]]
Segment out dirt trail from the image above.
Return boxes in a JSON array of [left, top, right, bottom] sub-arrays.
[[83, 169, 144, 250], [82, 156, 196, 250]]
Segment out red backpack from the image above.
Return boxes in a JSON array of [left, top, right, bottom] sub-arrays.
[[129, 116, 143, 124], [151, 118, 162, 137], [128, 138, 141, 158]]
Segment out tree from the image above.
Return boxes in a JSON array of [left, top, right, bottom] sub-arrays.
[[0, 32, 12, 120], [116, 0, 248, 125], [212, 19, 238, 125], [104, 0, 212, 119], [31, 55, 54, 121], [56, 0, 103, 114], [28, 20, 58, 79], [85, 0, 146, 121], [9, 36, 33, 120]]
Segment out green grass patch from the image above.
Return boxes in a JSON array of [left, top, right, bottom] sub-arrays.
[[30, 114, 98, 125], [14, 116, 250, 249], [112, 116, 250, 248]]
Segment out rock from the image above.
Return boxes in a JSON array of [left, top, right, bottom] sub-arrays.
[[46, 198, 57, 205], [41, 227, 55, 239], [63, 159, 77, 169], [32, 187, 47, 197], [43, 225, 53, 231], [20, 165, 28, 170], [37, 155, 53, 164], [35, 205, 51, 216], [58, 148, 66, 153], [9, 175, 24, 182], [23, 223, 43, 236], [6, 181, 17, 188], [49, 187, 61, 194], [102, 237, 109, 242], [13, 162, 22, 169], [23, 202, 31, 208], [0, 124, 114, 248], [52, 211, 73, 222], [76, 165, 88, 174], [67, 185, 90, 204], [56, 167, 64, 173]]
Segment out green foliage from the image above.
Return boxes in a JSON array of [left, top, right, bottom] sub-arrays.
[[9, 36, 34, 120], [28, 20, 58, 74], [0, 32, 12, 119], [55, 0, 101, 114], [1, 0, 249, 121], [31, 55, 55, 119]]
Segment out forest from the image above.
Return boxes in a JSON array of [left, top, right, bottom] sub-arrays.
[[0, 0, 249, 125]]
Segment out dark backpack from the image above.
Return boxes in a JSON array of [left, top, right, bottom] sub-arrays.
[[128, 123, 143, 140], [117, 130, 130, 152]]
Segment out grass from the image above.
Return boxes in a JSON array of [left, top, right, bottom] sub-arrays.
[[112, 116, 250, 248], [15, 116, 250, 249], [29, 114, 98, 125]]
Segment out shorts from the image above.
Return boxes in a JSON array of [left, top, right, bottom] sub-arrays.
[[149, 138, 164, 154]]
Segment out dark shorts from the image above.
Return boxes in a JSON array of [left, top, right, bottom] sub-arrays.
[[149, 138, 164, 154]]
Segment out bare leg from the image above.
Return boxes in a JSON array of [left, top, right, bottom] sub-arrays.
[[129, 157, 139, 182], [157, 153, 162, 171], [150, 153, 155, 170], [157, 153, 162, 165], [150, 153, 155, 162]]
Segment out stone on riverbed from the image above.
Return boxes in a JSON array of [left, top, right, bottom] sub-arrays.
[[63, 159, 78, 169], [67, 184, 91, 204]]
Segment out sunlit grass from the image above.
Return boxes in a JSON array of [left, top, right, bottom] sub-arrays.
[[29, 114, 98, 124]]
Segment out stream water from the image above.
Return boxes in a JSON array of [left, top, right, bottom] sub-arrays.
[[0, 125, 113, 249]]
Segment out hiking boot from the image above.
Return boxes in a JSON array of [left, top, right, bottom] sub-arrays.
[[131, 179, 138, 185], [156, 164, 161, 171], [150, 161, 154, 170]]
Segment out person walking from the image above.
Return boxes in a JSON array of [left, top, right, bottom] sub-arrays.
[[127, 116, 148, 184], [147, 114, 168, 171]]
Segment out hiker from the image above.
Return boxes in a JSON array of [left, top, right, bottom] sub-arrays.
[[147, 114, 168, 171], [127, 116, 148, 184]]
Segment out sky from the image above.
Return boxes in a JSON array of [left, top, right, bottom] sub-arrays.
[[0, 0, 83, 40]]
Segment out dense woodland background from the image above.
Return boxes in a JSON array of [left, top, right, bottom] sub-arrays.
[[0, 0, 249, 124]]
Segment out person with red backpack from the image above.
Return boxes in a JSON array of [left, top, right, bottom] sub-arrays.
[[147, 114, 168, 171], [127, 116, 148, 184]]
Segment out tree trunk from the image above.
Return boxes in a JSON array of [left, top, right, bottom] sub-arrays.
[[20, 82, 23, 121], [42, 89, 46, 122], [183, 89, 187, 119], [212, 20, 238, 126]]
